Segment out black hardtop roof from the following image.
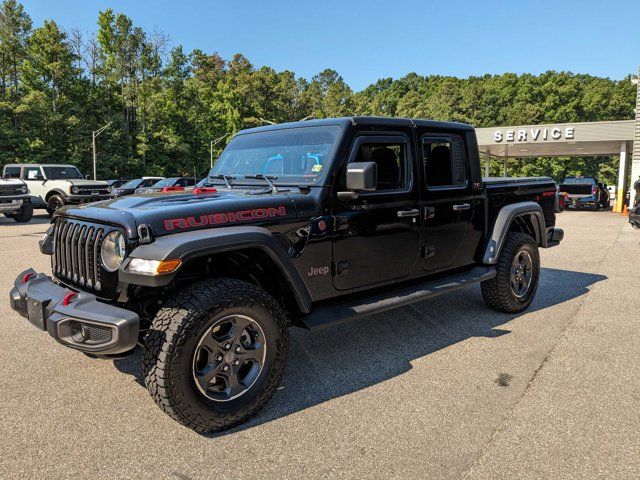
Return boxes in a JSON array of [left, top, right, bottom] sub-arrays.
[[237, 117, 474, 135]]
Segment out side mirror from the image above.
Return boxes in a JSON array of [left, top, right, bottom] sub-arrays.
[[338, 162, 377, 200]]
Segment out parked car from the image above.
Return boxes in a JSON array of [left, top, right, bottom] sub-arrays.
[[0, 177, 32, 222], [112, 177, 165, 197], [2, 164, 112, 216], [630, 177, 640, 229], [558, 176, 610, 210], [10, 117, 563, 433], [106, 179, 128, 189], [134, 176, 197, 194]]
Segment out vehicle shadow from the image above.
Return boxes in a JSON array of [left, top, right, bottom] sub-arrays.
[[0, 212, 50, 227], [113, 267, 606, 437]]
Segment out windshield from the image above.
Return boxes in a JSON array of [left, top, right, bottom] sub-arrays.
[[120, 179, 143, 189], [43, 166, 83, 179], [562, 177, 595, 184], [151, 178, 179, 187], [208, 125, 341, 185]]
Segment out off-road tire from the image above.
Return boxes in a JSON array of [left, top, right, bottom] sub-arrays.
[[142, 278, 289, 433], [9, 204, 33, 222], [481, 232, 539, 313], [46, 194, 65, 216]]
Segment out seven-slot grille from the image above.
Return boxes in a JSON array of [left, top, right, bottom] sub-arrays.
[[74, 186, 111, 195], [0, 185, 24, 196], [52, 218, 111, 292]]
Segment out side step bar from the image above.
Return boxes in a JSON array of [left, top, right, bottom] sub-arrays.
[[302, 266, 496, 330]]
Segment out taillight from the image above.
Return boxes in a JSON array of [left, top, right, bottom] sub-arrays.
[[592, 185, 598, 195], [161, 186, 185, 193], [193, 187, 217, 194]]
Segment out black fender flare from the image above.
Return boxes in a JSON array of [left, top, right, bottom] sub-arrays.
[[483, 201, 547, 264], [45, 189, 69, 202], [119, 226, 313, 313]]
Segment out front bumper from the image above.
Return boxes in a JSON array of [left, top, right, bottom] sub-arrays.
[[545, 227, 564, 247], [67, 194, 114, 205], [9, 269, 139, 355], [0, 196, 30, 213]]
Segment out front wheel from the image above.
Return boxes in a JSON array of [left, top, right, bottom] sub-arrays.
[[10, 204, 33, 222], [481, 232, 540, 313], [46, 194, 65, 216], [143, 278, 288, 433]]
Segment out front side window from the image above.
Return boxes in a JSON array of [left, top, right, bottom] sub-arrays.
[[351, 141, 408, 191], [423, 135, 467, 188], [4, 167, 20, 178], [24, 167, 43, 180], [42, 166, 82, 180], [210, 125, 341, 185]]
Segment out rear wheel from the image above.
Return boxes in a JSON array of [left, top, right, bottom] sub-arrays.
[[143, 278, 288, 433], [481, 232, 540, 313]]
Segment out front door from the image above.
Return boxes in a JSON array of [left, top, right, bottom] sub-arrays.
[[332, 133, 421, 291], [419, 132, 479, 272]]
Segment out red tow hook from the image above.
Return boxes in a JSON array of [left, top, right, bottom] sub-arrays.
[[21, 272, 35, 284], [62, 291, 77, 306]]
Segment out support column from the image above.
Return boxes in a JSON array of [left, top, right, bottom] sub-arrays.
[[503, 156, 508, 177], [614, 141, 628, 213], [485, 156, 490, 177]]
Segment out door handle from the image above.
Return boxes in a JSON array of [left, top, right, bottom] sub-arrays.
[[452, 203, 471, 211], [397, 209, 420, 218]]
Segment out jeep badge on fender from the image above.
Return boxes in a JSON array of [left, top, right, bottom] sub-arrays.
[[9, 117, 563, 433]]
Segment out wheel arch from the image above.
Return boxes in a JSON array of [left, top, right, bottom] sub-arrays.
[[120, 226, 313, 318], [45, 189, 68, 201], [483, 201, 547, 264]]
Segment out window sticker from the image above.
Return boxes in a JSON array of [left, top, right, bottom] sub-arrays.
[[311, 164, 323, 172]]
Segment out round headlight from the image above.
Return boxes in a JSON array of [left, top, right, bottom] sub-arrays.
[[20, 185, 28, 194], [101, 231, 126, 272], [71, 186, 79, 194]]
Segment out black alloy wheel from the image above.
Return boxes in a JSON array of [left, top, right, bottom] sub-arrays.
[[192, 314, 267, 402]]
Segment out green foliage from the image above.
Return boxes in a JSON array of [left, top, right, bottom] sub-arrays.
[[0, 1, 636, 181]]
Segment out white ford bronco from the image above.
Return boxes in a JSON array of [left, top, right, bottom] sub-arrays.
[[2, 164, 112, 216], [0, 176, 32, 222]]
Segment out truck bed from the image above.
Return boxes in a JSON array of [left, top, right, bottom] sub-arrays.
[[483, 176, 554, 186]]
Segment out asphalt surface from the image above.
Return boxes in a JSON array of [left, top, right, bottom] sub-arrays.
[[0, 210, 638, 479]]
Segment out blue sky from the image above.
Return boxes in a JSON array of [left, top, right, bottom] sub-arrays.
[[20, 0, 640, 91]]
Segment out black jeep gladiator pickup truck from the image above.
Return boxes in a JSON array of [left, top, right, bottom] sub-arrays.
[[10, 117, 563, 432]]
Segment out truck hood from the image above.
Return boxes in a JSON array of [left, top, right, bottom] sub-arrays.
[[65, 179, 109, 187], [58, 189, 300, 239]]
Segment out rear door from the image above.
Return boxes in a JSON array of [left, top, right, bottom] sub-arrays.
[[418, 131, 480, 272], [332, 131, 421, 291]]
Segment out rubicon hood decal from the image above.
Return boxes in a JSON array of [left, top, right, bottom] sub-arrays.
[[164, 206, 287, 231]]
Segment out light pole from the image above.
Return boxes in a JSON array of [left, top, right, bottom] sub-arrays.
[[92, 121, 112, 180], [210, 134, 231, 168]]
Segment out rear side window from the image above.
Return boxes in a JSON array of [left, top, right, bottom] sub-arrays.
[[351, 141, 408, 191], [3, 167, 20, 178], [423, 135, 467, 188]]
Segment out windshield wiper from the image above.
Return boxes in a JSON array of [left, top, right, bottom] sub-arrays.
[[209, 174, 236, 189], [244, 174, 278, 193]]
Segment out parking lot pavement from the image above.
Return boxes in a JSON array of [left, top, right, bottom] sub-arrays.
[[0, 211, 638, 479]]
